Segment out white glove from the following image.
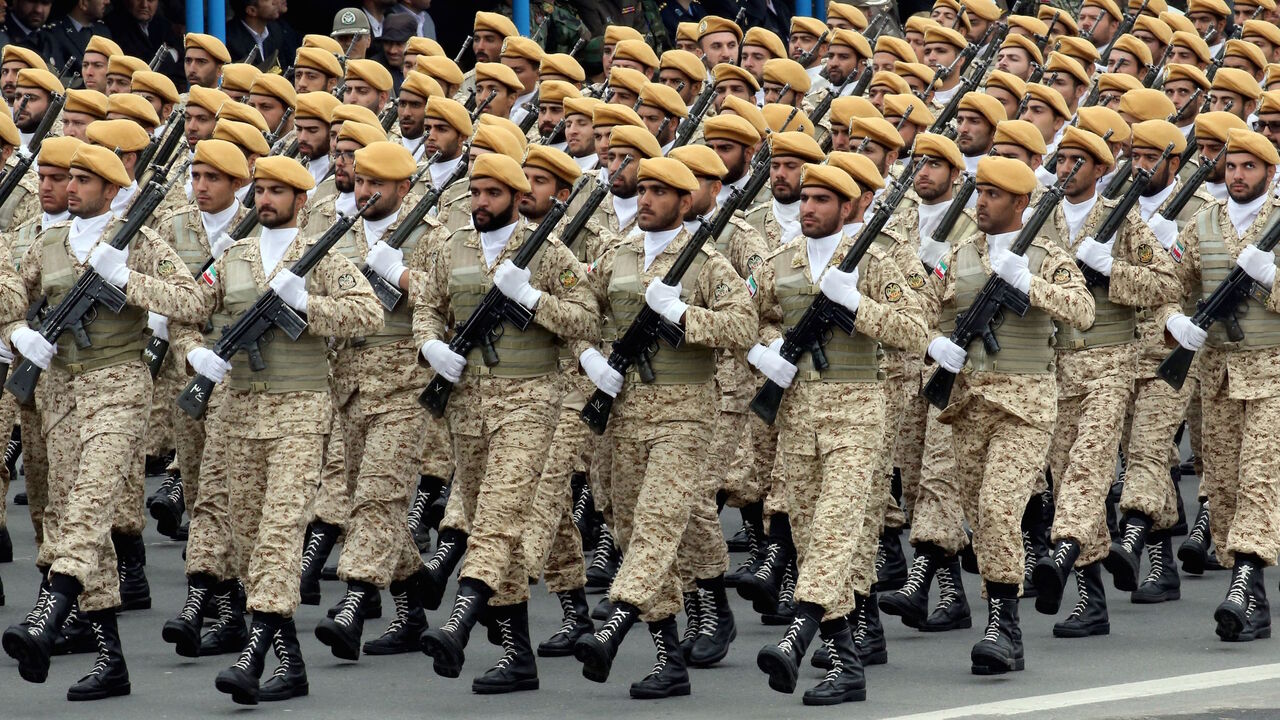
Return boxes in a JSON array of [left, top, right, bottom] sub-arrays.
[[818, 267, 861, 313], [0, 339, 14, 365], [147, 312, 169, 341], [579, 347, 623, 397], [11, 327, 53, 369], [1147, 215, 1178, 250], [210, 232, 236, 260], [927, 335, 967, 373], [421, 339, 466, 383], [88, 244, 130, 288], [186, 347, 231, 382], [269, 270, 309, 312], [919, 238, 949, 268], [990, 251, 1032, 294], [1236, 245, 1278, 287], [644, 279, 688, 324], [747, 338, 797, 388], [366, 241, 407, 284], [1074, 235, 1114, 276], [493, 260, 543, 310], [1166, 313, 1207, 351]]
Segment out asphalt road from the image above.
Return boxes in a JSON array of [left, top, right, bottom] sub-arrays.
[[0, 471, 1275, 720]]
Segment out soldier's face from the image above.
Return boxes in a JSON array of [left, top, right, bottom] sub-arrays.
[[688, 176, 720, 218], [676, 39, 701, 54], [354, 173, 407, 221], [1131, 146, 1178, 192], [1078, 7, 1115, 44], [14, 0, 52, 28], [991, 143, 1039, 168], [1198, 139, 1227, 181], [425, 119, 462, 160], [1106, 50, 1145, 79], [295, 118, 330, 161], [397, 91, 427, 139], [762, 82, 795, 106], [255, 180, 304, 228], [788, 33, 823, 67], [612, 58, 650, 75], [473, 31, 504, 63], [593, 126, 611, 166], [974, 185, 1022, 234], [133, 90, 165, 118], [714, 81, 754, 109], [931, 7, 958, 27], [1210, 91, 1249, 119], [608, 148, 641, 198], [538, 102, 565, 139], [501, 57, 539, 94], [185, 49, 220, 88], [986, 87, 1019, 120], [1056, 149, 1104, 199], [996, 48, 1032, 80], [184, 106, 217, 146], [770, 156, 805, 204], [476, 81, 514, 119], [470, 177, 518, 231], [61, 111, 93, 141], [636, 180, 689, 231], [1186, 12, 1224, 40], [67, 169, 115, 218], [905, 31, 927, 62], [294, 67, 332, 94], [1132, 31, 1164, 62], [12, 87, 47, 131], [518, 167, 563, 219], [923, 43, 959, 74], [79, 52, 109, 93], [852, 139, 891, 176], [914, 156, 958, 203], [740, 46, 772, 82], [564, 114, 594, 157], [106, 73, 133, 96], [333, 139, 360, 193], [707, 139, 749, 184], [37, 165, 70, 214], [637, 104, 669, 143], [799, 187, 848, 238], [344, 79, 386, 115], [190, 164, 238, 213], [1169, 46, 1204, 68], [825, 46, 860, 86], [1225, 152, 1274, 202], [1019, 100, 1062, 143], [830, 124, 850, 151], [249, 95, 288, 134], [1223, 55, 1261, 77], [658, 70, 697, 105], [1243, 34, 1280, 64], [700, 32, 740, 67]]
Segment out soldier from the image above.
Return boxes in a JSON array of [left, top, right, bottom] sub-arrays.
[[0, 45, 42, 105], [658, 49, 706, 108], [824, 29, 873, 102], [533, 81, 581, 150], [418, 98, 475, 233], [744, 132, 828, 251], [1107, 35, 1153, 81], [1079, 0, 1122, 51], [247, 74, 297, 141], [985, 72, 1029, 126], [1187, 0, 1231, 55], [414, 153, 598, 691], [130, 71, 179, 133], [1, 143, 202, 700], [184, 33, 232, 91], [1019, 83, 1071, 154], [740, 26, 787, 98], [637, 82, 686, 154], [501, 36, 544, 130], [78, 36, 122, 95], [343, 59, 394, 117], [296, 92, 342, 187], [697, 15, 743, 70], [995, 34, 1043, 83], [922, 27, 969, 109], [473, 62, 525, 122], [916, 156, 1093, 674], [789, 16, 832, 95], [454, 11, 520, 103], [762, 58, 812, 109], [292, 47, 343, 94], [394, 72, 438, 162], [563, 96, 603, 172], [538, 53, 585, 90], [955, 94, 1005, 174], [711, 64, 761, 111], [1209, 68, 1262, 122], [1046, 53, 1092, 117], [218, 63, 260, 105], [1163, 64, 1211, 140], [611, 39, 660, 77]]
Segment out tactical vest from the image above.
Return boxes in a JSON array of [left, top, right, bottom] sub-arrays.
[[1054, 270, 1137, 350], [13, 220, 40, 268], [1198, 208, 1280, 350], [222, 243, 330, 393], [448, 230, 559, 378], [772, 249, 881, 383], [335, 217, 428, 348], [938, 241, 1056, 374], [40, 227, 146, 374], [169, 212, 213, 276], [605, 243, 714, 384]]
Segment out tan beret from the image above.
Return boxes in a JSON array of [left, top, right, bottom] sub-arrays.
[[870, 70, 912, 95], [296, 91, 342, 122], [849, 116, 907, 150], [107, 93, 160, 127], [539, 53, 585, 83], [770, 130, 826, 161], [933, 0, 972, 26], [130, 71, 179, 104], [1160, 11, 1196, 34], [107, 54, 146, 80], [1131, 118, 1187, 155], [473, 152, 531, 192], [1134, 0, 1169, 13], [563, 96, 603, 120], [1238, 0, 1278, 9], [295, 47, 343, 78], [676, 22, 699, 43], [70, 144, 130, 187], [16, 68, 63, 96], [1243, 20, 1280, 49], [875, 36, 916, 64], [417, 56, 466, 87], [354, 140, 416, 182], [1226, 39, 1267, 72], [0, 112, 16, 147], [1269, 64, 1280, 87], [1045, 52, 1090, 87], [1164, 63, 1211, 91], [470, 124, 522, 160], [790, 15, 828, 39], [187, 85, 232, 115], [829, 28, 872, 59], [764, 58, 812, 94], [1187, 0, 1229, 16], [479, 114, 528, 152], [925, 25, 969, 50], [713, 63, 760, 92], [1025, 83, 1071, 118], [538, 80, 580, 106], [826, 151, 884, 191], [1, 45, 43, 70], [638, 156, 699, 192], [660, 49, 706, 83], [830, 96, 881, 127], [330, 102, 381, 129], [698, 15, 744, 41], [1077, 106, 1131, 142], [977, 155, 1037, 194], [959, 92, 1008, 127], [250, 73, 297, 108], [828, 2, 869, 29], [1227, 127, 1280, 164], [65, 89, 109, 119], [913, 131, 964, 169], [1111, 34, 1153, 67], [743, 27, 786, 58], [1002, 33, 1044, 66], [420, 96, 470, 137], [185, 32, 231, 63], [219, 63, 260, 95], [1212, 67, 1263, 100], [37, 136, 82, 169], [217, 100, 269, 132], [84, 35, 122, 59], [721, 96, 769, 134], [1056, 36, 1102, 66], [1170, 31, 1212, 64], [904, 15, 938, 34], [762, 103, 815, 135], [193, 138, 251, 180], [592, 102, 644, 129], [338, 119, 388, 148], [501, 36, 545, 64], [1058, 125, 1114, 165], [1119, 87, 1176, 120], [1098, 72, 1144, 95], [254, 155, 315, 191], [800, 163, 858, 200], [613, 39, 659, 70], [303, 33, 345, 55], [1038, 7, 1079, 35], [670, 144, 729, 180], [1133, 15, 1173, 45], [639, 82, 689, 118], [986, 70, 1028, 99], [406, 37, 446, 58], [608, 66, 649, 96], [400, 71, 443, 101], [1195, 110, 1250, 142], [895, 62, 938, 90], [967, 0, 1003, 21], [609, 124, 663, 159], [475, 11, 519, 37], [523, 144, 582, 185], [347, 58, 394, 92], [87, 118, 150, 152], [213, 119, 271, 156], [1084, 0, 1123, 20], [1262, 90, 1280, 115], [604, 25, 645, 46], [1009, 14, 1050, 37], [884, 93, 935, 127], [993, 119, 1049, 154]]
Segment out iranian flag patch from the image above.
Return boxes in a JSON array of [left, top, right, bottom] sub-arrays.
[[201, 266, 218, 286], [933, 259, 948, 280], [746, 274, 758, 296], [1169, 241, 1184, 263]]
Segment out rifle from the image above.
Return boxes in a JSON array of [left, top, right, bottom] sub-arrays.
[[517, 90, 542, 134], [919, 159, 1085, 409], [174, 194, 382, 419], [929, 39, 995, 134], [952, 4, 968, 29], [1035, 12, 1060, 56], [809, 68, 860, 126], [568, 37, 587, 58], [1157, 211, 1280, 389], [532, 15, 551, 47], [6, 158, 192, 404], [471, 90, 497, 121], [455, 35, 473, 64], [1207, 34, 1229, 81], [672, 80, 718, 149], [54, 57, 77, 89], [963, 19, 1008, 81], [1143, 43, 1174, 87], [1098, 0, 1148, 67], [656, 115, 676, 149], [136, 107, 189, 189], [1026, 63, 1046, 86], [1101, 155, 1132, 199], [462, 87, 478, 113], [417, 176, 589, 417], [541, 115, 568, 145], [264, 106, 295, 148], [378, 99, 398, 132], [750, 159, 927, 424], [579, 150, 772, 435], [1160, 145, 1227, 222], [1079, 142, 1175, 288], [928, 171, 980, 256], [1080, 75, 1102, 109], [928, 45, 974, 100], [135, 107, 184, 177], [148, 43, 170, 71], [1014, 90, 1033, 121], [866, 12, 892, 45], [795, 31, 830, 69], [0, 88, 63, 209]]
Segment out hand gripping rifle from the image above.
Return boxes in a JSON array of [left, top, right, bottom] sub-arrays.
[[579, 151, 771, 435], [174, 194, 382, 419], [919, 159, 1084, 409], [6, 157, 192, 404], [362, 158, 455, 311], [1079, 142, 1175, 289], [418, 175, 591, 417], [750, 158, 927, 424]]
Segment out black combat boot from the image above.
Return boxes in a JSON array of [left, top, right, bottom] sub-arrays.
[[1105, 512, 1153, 592], [422, 528, 468, 610], [873, 527, 908, 592], [761, 559, 797, 625], [1053, 563, 1110, 638], [2, 572, 78, 683], [364, 573, 428, 655], [690, 575, 736, 667], [473, 602, 539, 694], [725, 501, 765, 587], [1020, 531, 1039, 598], [738, 517, 794, 614], [215, 612, 283, 705], [299, 520, 340, 606], [802, 618, 865, 706], [852, 592, 887, 665], [590, 595, 615, 621], [408, 475, 446, 552], [421, 578, 493, 678], [630, 617, 690, 699], [112, 531, 150, 611], [756, 600, 823, 694], [3, 424, 20, 479], [1177, 502, 1211, 575], [315, 580, 377, 661], [260, 620, 308, 701], [537, 588, 592, 657], [1132, 532, 1181, 603], [200, 579, 249, 656], [573, 599, 640, 682], [0, 526, 11, 564], [970, 583, 1024, 675], [1231, 570, 1271, 642], [585, 519, 620, 593], [149, 471, 185, 539], [1032, 538, 1080, 615], [1216, 554, 1264, 641], [879, 543, 940, 628], [66, 609, 130, 701], [162, 573, 213, 657], [144, 449, 175, 477], [921, 554, 972, 632], [678, 590, 701, 660], [570, 473, 596, 548], [55, 605, 98, 655]]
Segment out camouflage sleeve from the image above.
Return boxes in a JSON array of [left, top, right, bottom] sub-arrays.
[[124, 228, 206, 324], [530, 238, 600, 343], [0, 236, 27, 330], [854, 245, 929, 353], [1031, 239, 1095, 331], [305, 252, 385, 338], [402, 221, 449, 308], [732, 223, 770, 313], [0, 239, 42, 344], [754, 250, 785, 347], [170, 252, 229, 363], [685, 251, 758, 350], [1109, 209, 1182, 308], [412, 239, 452, 348], [1156, 219, 1202, 331]]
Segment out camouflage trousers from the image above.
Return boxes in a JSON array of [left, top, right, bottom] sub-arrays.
[[951, 395, 1047, 590], [1119, 375, 1190, 531], [851, 470, 892, 598], [144, 364, 174, 456], [523, 381, 593, 593], [725, 415, 776, 508], [779, 381, 885, 618], [675, 405, 741, 588], [185, 397, 233, 581], [1047, 383, 1133, 566], [41, 362, 151, 612], [588, 425, 614, 524], [0, 392, 15, 530], [419, 410, 453, 481], [155, 354, 204, 516], [111, 422, 148, 537], [909, 401, 968, 555], [1200, 385, 1280, 569], [22, 401, 48, 552], [313, 403, 356, 528]]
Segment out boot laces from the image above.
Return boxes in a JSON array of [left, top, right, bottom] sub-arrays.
[[645, 628, 668, 678], [897, 553, 932, 597], [406, 489, 429, 533], [233, 625, 266, 671], [3, 437, 20, 467], [25, 595, 56, 636], [821, 640, 844, 683], [852, 603, 869, 644], [549, 593, 580, 639], [588, 525, 615, 572], [24, 587, 52, 627], [379, 590, 412, 637], [86, 620, 110, 676], [493, 618, 516, 669], [206, 590, 235, 633], [178, 585, 210, 623], [1187, 508, 1210, 546], [874, 544, 886, 574], [1226, 565, 1252, 606], [777, 564, 796, 604], [1022, 532, 1036, 574], [681, 593, 701, 644], [982, 600, 1004, 643], [594, 607, 629, 642], [300, 529, 325, 574], [162, 474, 183, 505], [333, 588, 365, 626], [698, 588, 720, 637], [426, 540, 456, 572], [776, 616, 807, 655], [442, 593, 474, 633], [1142, 542, 1167, 584], [935, 565, 959, 608], [1119, 523, 1144, 554], [571, 483, 591, 527], [1066, 573, 1091, 620], [754, 544, 782, 582], [270, 631, 292, 678]]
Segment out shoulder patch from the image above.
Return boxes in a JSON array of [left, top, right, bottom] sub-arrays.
[[559, 268, 578, 288], [884, 282, 903, 302], [714, 281, 731, 300], [1052, 266, 1071, 284], [1136, 243, 1154, 264], [157, 259, 176, 277], [906, 271, 925, 290], [338, 273, 356, 290], [746, 253, 764, 272], [1169, 241, 1184, 263]]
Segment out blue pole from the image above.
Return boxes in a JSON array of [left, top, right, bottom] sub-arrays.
[[816, 0, 827, 20], [186, 0, 203, 33], [514, 0, 531, 36], [207, 0, 226, 42], [795, 0, 813, 17]]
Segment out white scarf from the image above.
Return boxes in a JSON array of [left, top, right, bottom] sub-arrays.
[[68, 210, 113, 263], [362, 212, 399, 248], [1227, 193, 1268, 237], [1062, 194, 1098, 243], [111, 181, 138, 216], [335, 191, 358, 217], [259, 227, 298, 276], [307, 153, 331, 186], [199, 199, 239, 243], [429, 155, 463, 191], [573, 153, 598, 171], [773, 199, 801, 244], [917, 199, 952, 265], [1137, 181, 1176, 222], [479, 220, 518, 268], [717, 174, 750, 208], [41, 209, 69, 229], [643, 227, 681, 271], [1206, 181, 1228, 201], [986, 229, 1020, 261], [806, 230, 842, 277], [613, 194, 639, 230]]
